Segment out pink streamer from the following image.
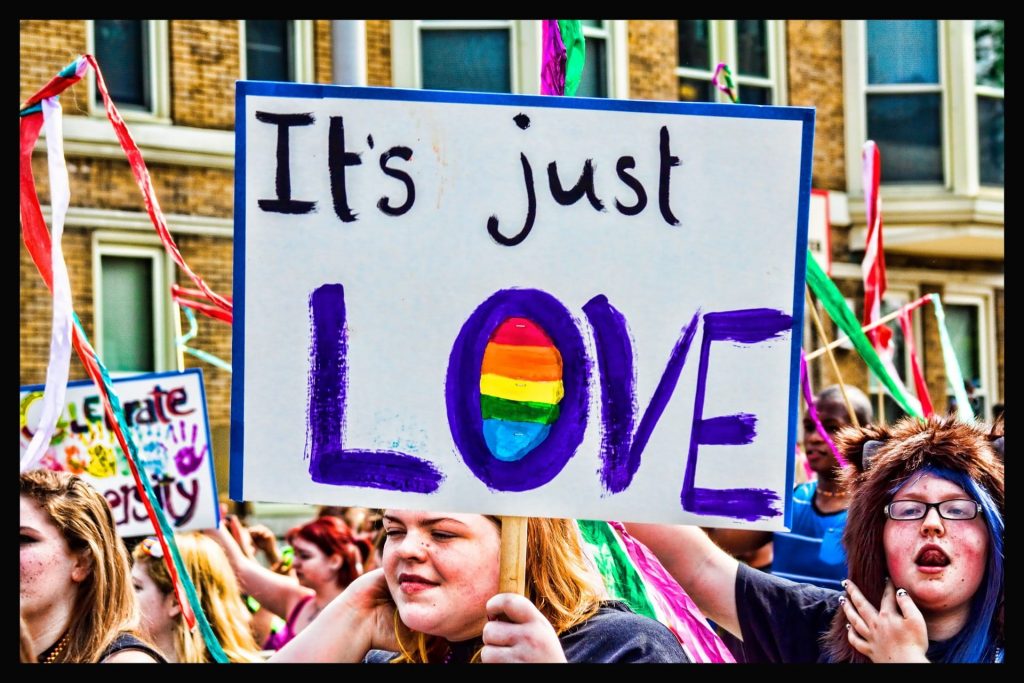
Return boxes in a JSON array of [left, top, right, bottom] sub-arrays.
[[608, 521, 736, 663], [541, 19, 566, 96], [799, 351, 849, 468]]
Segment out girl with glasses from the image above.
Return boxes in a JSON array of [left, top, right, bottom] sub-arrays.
[[625, 416, 1004, 663]]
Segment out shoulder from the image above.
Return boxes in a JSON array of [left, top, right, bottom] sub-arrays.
[[792, 481, 816, 503], [99, 632, 167, 664], [559, 602, 690, 664]]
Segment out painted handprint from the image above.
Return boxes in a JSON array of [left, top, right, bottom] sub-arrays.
[[82, 421, 120, 479], [39, 447, 65, 472], [132, 423, 171, 481], [170, 420, 207, 476]]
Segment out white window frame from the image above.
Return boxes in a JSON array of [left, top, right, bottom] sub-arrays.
[[391, 20, 627, 97], [843, 20, 1004, 203], [941, 287, 998, 420], [972, 20, 1004, 189], [239, 20, 315, 83], [92, 232, 176, 376], [86, 20, 170, 124], [862, 283, 923, 417], [675, 20, 788, 105]]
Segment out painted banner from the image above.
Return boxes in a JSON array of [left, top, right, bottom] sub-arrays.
[[233, 84, 814, 530], [21, 369, 219, 536]]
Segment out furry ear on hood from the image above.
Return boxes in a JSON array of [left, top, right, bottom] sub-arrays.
[[831, 423, 889, 477]]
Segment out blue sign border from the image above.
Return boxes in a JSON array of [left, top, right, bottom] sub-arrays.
[[232, 82, 814, 525]]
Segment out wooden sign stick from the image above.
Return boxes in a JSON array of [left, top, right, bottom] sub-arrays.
[[498, 516, 528, 594]]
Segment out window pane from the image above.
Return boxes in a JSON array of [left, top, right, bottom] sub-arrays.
[[247, 20, 292, 82], [867, 93, 943, 183], [575, 38, 607, 97], [678, 77, 713, 102], [580, 20, 604, 29], [866, 20, 938, 85], [736, 20, 769, 77], [678, 20, 710, 70], [945, 304, 980, 390], [421, 29, 510, 93], [975, 20, 1004, 88], [94, 20, 149, 108], [740, 84, 772, 105], [101, 256, 154, 373], [978, 96, 1004, 186]]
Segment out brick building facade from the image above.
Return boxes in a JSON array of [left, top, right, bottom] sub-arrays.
[[21, 20, 1004, 507]]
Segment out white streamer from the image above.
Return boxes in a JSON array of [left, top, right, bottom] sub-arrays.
[[21, 97, 75, 472]]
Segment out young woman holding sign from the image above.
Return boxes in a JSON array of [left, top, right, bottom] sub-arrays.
[[270, 513, 688, 663], [208, 514, 371, 651], [20, 469, 164, 663], [626, 417, 1004, 663]]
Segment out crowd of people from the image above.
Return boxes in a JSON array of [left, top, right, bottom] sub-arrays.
[[20, 396, 1004, 664]]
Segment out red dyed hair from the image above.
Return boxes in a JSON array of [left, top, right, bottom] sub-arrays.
[[286, 516, 371, 587]]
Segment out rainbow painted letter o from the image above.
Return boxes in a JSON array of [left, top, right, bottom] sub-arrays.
[[479, 317, 564, 461]]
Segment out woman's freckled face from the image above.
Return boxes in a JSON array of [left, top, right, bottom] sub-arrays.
[[20, 495, 81, 619]]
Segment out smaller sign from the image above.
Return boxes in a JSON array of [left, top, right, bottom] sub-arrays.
[[20, 369, 219, 537], [808, 189, 832, 275]]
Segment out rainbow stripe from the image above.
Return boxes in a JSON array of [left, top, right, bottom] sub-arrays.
[[480, 318, 563, 461]]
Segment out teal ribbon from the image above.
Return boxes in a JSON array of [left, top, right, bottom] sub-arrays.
[[931, 295, 975, 422]]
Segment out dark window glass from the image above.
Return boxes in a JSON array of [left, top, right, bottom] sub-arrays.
[[867, 93, 943, 183], [421, 29, 511, 93], [678, 77, 713, 102], [978, 96, 1004, 186], [575, 38, 607, 97], [247, 20, 292, 82], [94, 20, 149, 108], [736, 20, 769, 77], [677, 20, 710, 70], [101, 256, 155, 372], [740, 85, 772, 105]]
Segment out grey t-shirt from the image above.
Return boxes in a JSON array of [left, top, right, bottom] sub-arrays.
[[365, 601, 689, 663]]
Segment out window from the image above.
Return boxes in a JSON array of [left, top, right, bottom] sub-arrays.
[[93, 237, 173, 376], [676, 20, 786, 105], [391, 20, 626, 97], [974, 20, 1004, 187], [942, 292, 997, 420], [86, 20, 169, 122], [241, 20, 314, 83], [844, 20, 1005, 196]]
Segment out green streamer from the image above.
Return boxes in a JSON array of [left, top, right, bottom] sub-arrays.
[[804, 254, 923, 420], [577, 520, 657, 620], [558, 21, 586, 96], [931, 295, 975, 422]]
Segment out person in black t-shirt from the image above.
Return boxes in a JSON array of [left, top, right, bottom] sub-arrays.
[[627, 416, 1004, 663], [270, 512, 688, 663]]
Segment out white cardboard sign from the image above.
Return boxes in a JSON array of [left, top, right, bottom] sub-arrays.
[[232, 84, 814, 530], [21, 369, 219, 536]]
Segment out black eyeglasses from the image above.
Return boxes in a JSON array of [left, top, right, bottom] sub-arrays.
[[884, 499, 981, 521]]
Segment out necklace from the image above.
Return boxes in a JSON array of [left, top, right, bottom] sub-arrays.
[[816, 486, 848, 499], [39, 632, 69, 664]]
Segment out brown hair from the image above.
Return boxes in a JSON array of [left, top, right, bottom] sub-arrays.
[[20, 469, 149, 663], [821, 416, 1004, 662], [134, 532, 261, 663], [391, 516, 604, 663]]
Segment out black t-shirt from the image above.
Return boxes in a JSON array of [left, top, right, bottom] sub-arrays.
[[365, 601, 690, 663], [735, 561, 839, 663]]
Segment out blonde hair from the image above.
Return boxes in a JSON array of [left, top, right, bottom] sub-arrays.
[[20, 469, 146, 663], [134, 532, 261, 663], [391, 516, 604, 663]]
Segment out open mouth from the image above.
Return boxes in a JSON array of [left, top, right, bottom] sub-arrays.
[[915, 545, 951, 568]]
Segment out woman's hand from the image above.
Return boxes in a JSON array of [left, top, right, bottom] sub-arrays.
[[841, 579, 929, 663], [270, 568, 403, 662], [480, 593, 567, 663], [247, 524, 281, 562]]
